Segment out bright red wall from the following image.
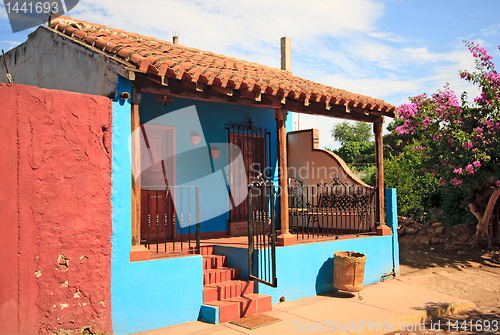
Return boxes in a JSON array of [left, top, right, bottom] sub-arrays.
[[0, 84, 113, 334]]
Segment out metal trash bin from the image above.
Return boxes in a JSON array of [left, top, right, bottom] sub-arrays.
[[333, 251, 366, 298]]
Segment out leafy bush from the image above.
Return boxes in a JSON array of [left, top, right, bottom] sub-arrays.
[[393, 41, 500, 246], [384, 148, 438, 223]]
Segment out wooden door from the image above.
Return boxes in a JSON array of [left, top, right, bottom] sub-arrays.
[[140, 124, 176, 242], [228, 132, 266, 222]]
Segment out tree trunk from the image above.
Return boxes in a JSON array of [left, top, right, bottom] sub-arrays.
[[468, 187, 500, 248]]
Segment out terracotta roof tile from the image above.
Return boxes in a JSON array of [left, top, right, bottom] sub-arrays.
[[49, 16, 395, 117]]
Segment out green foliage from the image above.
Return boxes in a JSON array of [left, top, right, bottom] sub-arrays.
[[394, 41, 500, 199], [435, 185, 475, 226], [383, 146, 438, 222], [330, 121, 374, 165], [331, 121, 372, 145], [359, 165, 376, 185], [335, 141, 375, 165], [390, 41, 500, 227]]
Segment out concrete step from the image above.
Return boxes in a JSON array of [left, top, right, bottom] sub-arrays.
[[201, 293, 272, 324]]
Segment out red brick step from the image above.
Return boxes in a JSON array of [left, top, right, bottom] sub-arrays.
[[203, 280, 255, 302], [203, 267, 241, 285], [200, 250, 272, 324], [204, 293, 272, 323], [203, 254, 227, 270]]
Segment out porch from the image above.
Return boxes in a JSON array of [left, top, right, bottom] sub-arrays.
[[126, 79, 393, 329], [114, 81, 398, 332], [104, 26, 398, 334], [139, 179, 381, 257], [135, 187, 398, 309], [146, 233, 382, 256]]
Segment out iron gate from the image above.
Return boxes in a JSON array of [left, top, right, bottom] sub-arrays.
[[226, 119, 271, 222], [247, 174, 277, 287]]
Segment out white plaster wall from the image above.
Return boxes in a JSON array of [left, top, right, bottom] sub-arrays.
[[1, 26, 130, 98]]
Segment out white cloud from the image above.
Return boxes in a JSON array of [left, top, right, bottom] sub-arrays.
[[0, 39, 22, 49], [481, 23, 500, 37], [367, 31, 405, 43], [0, 5, 7, 19], [69, 0, 385, 63]]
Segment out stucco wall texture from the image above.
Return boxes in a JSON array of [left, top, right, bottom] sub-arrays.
[[0, 84, 113, 334]]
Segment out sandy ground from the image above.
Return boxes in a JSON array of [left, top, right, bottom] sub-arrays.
[[385, 240, 500, 335]]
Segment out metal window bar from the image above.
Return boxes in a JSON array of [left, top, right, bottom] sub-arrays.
[[226, 119, 271, 223], [142, 186, 200, 255], [288, 181, 378, 241]]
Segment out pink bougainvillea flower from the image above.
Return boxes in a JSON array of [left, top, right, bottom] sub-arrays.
[[422, 116, 431, 127], [453, 167, 463, 174], [465, 164, 475, 174], [414, 146, 426, 153], [462, 141, 473, 149], [473, 161, 481, 167]]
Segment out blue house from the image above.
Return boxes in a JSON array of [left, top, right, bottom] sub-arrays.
[[1, 15, 399, 334]]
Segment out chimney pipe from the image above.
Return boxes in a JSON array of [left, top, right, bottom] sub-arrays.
[[280, 36, 291, 72], [173, 33, 179, 45]]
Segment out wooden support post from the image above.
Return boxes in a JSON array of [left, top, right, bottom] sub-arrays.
[[131, 87, 142, 246], [130, 86, 151, 261], [374, 118, 390, 236], [276, 107, 295, 246], [276, 36, 295, 245]]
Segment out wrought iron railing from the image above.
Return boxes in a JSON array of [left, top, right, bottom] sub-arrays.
[[247, 174, 277, 287], [141, 186, 200, 254], [288, 179, 378, 240]]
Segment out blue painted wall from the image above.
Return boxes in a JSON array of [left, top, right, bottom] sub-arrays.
[[109, 79, 399, 332], [213, 245, 250, 280], [111, 78, 203, 335], [256, 236, 394, 304], [140, 94, 278, 233], [386, 188, 400, 276]]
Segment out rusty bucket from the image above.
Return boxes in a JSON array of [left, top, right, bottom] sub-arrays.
[[333, 251, 366, 293]]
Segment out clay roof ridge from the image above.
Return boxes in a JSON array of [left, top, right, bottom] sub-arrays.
[[47, 15, 396, 115]]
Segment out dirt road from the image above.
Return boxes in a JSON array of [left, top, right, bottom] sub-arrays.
[[385, 242, 500, 334]]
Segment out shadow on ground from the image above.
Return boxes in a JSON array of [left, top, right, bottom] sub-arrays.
[[399, 242, 500, 274], [387, 241, 500, 334]]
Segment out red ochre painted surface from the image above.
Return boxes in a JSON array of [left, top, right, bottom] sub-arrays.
[[0, 84, 113, 334]]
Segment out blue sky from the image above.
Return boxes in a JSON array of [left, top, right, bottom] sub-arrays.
[[1, 0, 499, 149]]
